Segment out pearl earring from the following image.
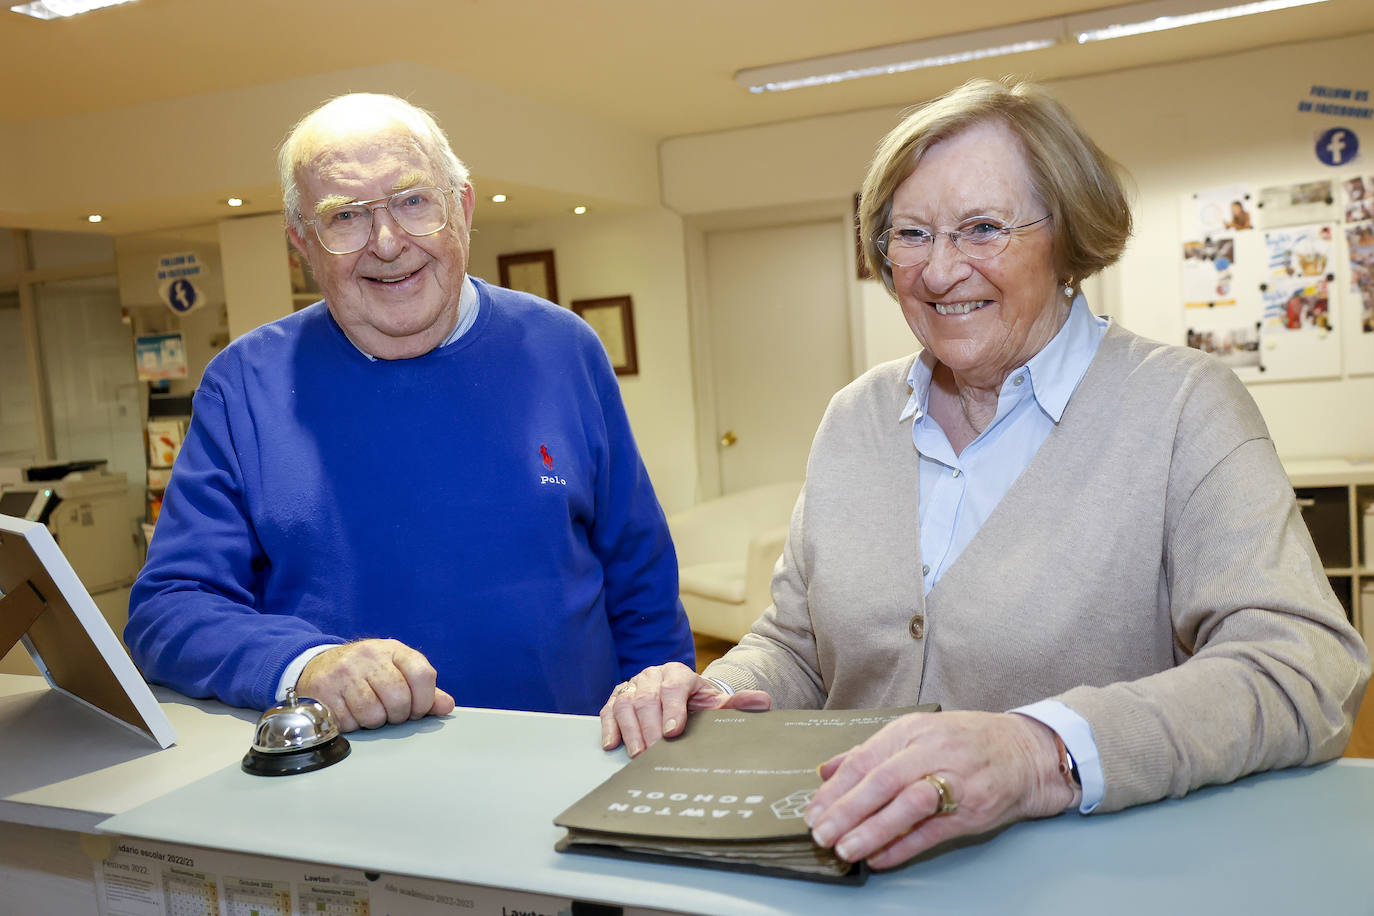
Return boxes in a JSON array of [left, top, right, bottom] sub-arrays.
[[1063, 282, 1074, 299]]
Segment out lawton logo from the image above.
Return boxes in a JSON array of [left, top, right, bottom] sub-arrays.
[[602, 788, 810, 822], [607, 789, 767, 820], [539, 443, 566, 486], [771, 788, 814, 820]]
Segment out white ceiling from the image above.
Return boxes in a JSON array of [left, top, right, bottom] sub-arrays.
[[3, 0, 1372, 232]]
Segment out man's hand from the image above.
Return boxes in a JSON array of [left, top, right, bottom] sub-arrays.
[[296, 639, 455, 731]]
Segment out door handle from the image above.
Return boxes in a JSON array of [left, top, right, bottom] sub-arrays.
[[719, 430, 738, 447]]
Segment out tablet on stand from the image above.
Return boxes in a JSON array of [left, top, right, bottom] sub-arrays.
[[0, 513, 175, 748]]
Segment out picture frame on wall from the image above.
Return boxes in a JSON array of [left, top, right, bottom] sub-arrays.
[[571, 295, 639, 376], [853, 192, 872, 280], [498, 249, 559, 303]]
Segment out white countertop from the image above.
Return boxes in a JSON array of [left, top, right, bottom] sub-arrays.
[[7, 672, 1374, 915]]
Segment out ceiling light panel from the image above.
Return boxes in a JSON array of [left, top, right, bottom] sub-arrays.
[[10, 0, 135, 19], [1070, 0, 1329, 42], [735, 0, 1332, 93], [735, 21, 1063, 93]]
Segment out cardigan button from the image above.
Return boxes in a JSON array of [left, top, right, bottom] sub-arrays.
[[909, 614, 925, 639]]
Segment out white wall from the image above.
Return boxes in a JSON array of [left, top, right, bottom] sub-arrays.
[[29, 231, 115, 271], [467, 207, 700, 513], [219, 213, 294, 341], [1047, 39, 1374, 459], [860, 281, 918, 370], [661, 30, 1374, 461]]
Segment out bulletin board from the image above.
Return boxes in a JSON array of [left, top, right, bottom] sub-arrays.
[[1182, 174, 1374, 381]]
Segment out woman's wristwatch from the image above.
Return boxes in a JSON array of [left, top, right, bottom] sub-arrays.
[[1053, 733, 1084, 810]]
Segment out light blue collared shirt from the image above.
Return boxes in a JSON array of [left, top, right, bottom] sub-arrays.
[[901, 294, 1107, 812]]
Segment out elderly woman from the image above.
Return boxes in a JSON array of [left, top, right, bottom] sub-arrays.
[[600, 78, 1369, 869]]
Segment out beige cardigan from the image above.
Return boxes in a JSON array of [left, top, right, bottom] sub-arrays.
[[705, 323, 1369, 813]]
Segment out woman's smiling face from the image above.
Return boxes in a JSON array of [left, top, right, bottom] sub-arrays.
[[888, 119, 1067, 388]]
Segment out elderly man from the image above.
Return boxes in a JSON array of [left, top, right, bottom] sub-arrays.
[[126, 93, 694, 730]]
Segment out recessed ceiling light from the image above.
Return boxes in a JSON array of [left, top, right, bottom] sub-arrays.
[[87, 214, 102, 223], [10, 0, 137, 20], [226, 197, 245, 208], [491, 194, 507, 203], [572, 206, 587, 215]]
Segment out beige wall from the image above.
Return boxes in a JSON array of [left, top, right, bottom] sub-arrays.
[[13, 31, 1374, 508], [1049, 38, 1374, 459], [219, 214, 295, 342], [3, 62, 661, 232], [467, 207, 700, 513]]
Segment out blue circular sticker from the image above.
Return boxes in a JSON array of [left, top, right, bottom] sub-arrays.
[[167, 278, 199, 313], [1316, 127, 1359, 167]]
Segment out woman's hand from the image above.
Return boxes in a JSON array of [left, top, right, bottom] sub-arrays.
[[599, 662, 772, 756], [805, 711, 1075, 869]]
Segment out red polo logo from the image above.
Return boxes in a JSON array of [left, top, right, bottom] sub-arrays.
[[540, 444, 553, 469]]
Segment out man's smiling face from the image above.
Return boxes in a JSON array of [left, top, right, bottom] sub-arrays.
[[288, 123, 475, 360]]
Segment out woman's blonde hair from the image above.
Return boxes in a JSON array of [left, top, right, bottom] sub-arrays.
[[859, 78, 1132, 295]]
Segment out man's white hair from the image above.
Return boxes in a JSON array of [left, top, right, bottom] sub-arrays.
[[279, 93, 471, 230]]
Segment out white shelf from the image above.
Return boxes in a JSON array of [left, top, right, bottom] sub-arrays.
[[1284, 459, 1374, 635]]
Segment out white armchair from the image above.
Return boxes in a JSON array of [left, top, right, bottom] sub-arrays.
[[667, 481, 801, 643]]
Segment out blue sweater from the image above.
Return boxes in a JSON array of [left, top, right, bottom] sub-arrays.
[[127, 278, 693, 714]]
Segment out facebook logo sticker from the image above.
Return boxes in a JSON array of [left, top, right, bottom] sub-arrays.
[[1316, 128, 1359, 167]]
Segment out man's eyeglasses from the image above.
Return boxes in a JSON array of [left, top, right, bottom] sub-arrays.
[[302, 186, 454, 255], [876, 214, 1051, 268]]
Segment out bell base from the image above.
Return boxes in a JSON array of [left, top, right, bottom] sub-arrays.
[[241, 734, 351, 777]]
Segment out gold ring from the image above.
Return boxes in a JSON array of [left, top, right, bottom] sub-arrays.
[[924, 773, 958, 816], [613, 682, 636, 697]]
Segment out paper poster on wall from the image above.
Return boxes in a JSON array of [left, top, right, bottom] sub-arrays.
[[1182, 237, 1237, 308], [135, 333, 188, 380], [1348, 222, 1374, 331], [1180, 189, 1266, 379], [1183, 184, 1255, 237], [1256, 224, 1340, 381], [1257, 180, 1336, 229], [1343, 176, 1374, 223], [1345, 221, 1374, 376]]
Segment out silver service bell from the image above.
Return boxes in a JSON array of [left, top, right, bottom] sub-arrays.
[[241, 688, 351, 777]]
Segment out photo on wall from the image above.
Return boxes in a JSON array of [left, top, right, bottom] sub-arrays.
[[1346, 221, 1374, 334], [1266, 223, 1333, 285], [1343, 176, 1374, 224], [1262, 279, 1331, 332], [1182, 237, 1237, 308], [1184, 184, 1254, 237], [1186, 325, 1260, 369], [1257, 180, 1336, 229]]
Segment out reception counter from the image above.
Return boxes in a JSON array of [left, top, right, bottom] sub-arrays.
[[3, 672, 1374, 915]]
